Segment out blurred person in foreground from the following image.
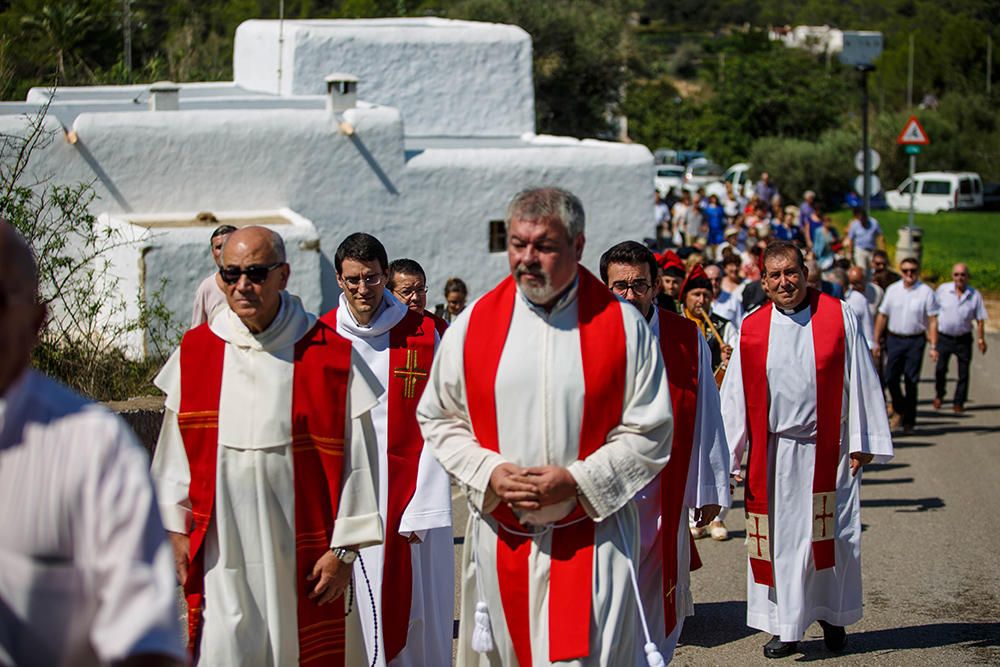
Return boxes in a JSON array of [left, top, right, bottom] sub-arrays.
[[722, 241, 892, 659], [601, 240, 731, 662], [152, 226, 384, 664], [0, 220, 185, 667], [417, 187, 673, 666], [933, 263, 988, 413]]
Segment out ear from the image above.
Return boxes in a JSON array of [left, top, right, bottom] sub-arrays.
[[278, 263, 291, 290], [574, 233, 585, 261]]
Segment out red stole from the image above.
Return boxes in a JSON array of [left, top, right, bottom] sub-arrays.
[[177, 320, 353, 665], [739, 289, 845, 587], [463, 267, 627, 667], [318, 306, 437, 662], [655, 308, 701, 635]]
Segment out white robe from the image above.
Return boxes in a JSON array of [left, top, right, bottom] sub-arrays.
[[635, 309, 731, 662], [333, 293, 454, 667], [721, 300, 894, 642], [152, 293, 384, 666], [0, 370, 184, 667], [417, 279, 673, 667]]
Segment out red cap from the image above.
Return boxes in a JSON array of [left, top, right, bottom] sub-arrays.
[[680, 263, 713, 297], [655, 250, 686, 277]]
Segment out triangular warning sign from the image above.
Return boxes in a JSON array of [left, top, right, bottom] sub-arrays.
[[897, 115, 930, 145]]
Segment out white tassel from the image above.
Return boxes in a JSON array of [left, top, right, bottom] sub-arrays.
[[471, 601, 494, 653], [644, 641, 666, 667]]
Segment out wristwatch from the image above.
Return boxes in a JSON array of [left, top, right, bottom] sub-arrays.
[[332, 546, 358, 564]]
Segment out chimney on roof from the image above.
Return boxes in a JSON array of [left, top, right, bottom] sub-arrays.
[[325, 73, 358, 113], [149, 81, 180, 111]]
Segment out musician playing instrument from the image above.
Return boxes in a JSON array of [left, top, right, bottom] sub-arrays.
[[681, 264, 738, 386]]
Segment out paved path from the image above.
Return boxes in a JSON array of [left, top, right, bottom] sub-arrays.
[[452, 333, 1000, 664]]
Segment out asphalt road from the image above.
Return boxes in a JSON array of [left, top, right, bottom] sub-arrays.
[[451, 333, 1000, 665]]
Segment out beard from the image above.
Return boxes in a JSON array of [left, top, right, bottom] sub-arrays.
[[514, 263, 558, 304]]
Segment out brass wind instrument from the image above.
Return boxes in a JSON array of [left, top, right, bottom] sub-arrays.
[[687, 306, 729, 387]]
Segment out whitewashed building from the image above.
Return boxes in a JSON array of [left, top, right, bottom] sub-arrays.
[[0, 18, 654, 356]]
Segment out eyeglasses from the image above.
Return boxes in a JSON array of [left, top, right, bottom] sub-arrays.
[[219, 262, 285, 285], [900, 268, 918, 275], [394, 285, 428, 299], [342, 273, 384, 289], [611, 280, 651, 296]]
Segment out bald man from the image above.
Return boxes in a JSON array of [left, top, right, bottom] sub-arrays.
[[845, 267, 876, 350], [934, 263, 988, 412], [151, 226, 385, 665], [0, 221, 185, 666]]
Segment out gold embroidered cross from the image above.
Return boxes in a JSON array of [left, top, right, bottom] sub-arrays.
[[814, 495, 834, 538], [394, 349, 428, 399]]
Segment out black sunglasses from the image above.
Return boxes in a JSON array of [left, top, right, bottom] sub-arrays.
[[219, 262, 285, 285]]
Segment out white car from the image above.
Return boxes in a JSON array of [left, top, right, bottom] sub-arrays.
[[683, 161, 724, 192], [655, 164, 685, 196], [885, 171, 983, 213], [706, 162, 752, 200]]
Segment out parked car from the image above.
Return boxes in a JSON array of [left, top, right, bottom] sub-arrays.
[[655, 164, 685, 197], [683, 161, 724, 192], [676, 150, 707, 166], [885, 171, 983, 213], [653, 148, 678, 165], [705, 162, 752, 200]]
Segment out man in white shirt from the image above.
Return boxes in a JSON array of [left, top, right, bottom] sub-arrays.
[[874, 257, 940, 434], [0, 220, 185, 667], [933, 263, 988, 413], [845, 267, 876, 350], [190, 222, 237, 328]]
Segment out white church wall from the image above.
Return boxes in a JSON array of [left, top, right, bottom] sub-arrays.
[[234, 18, 535, 138]]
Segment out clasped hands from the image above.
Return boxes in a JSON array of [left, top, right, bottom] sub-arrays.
[[489, 462, 578, 511]]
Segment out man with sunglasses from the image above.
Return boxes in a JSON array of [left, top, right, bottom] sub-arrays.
[[933, 263, 988, 413], [189, 220, 237, 328], [324, 233, 454, 667], [151, 226, 384, 665], [600, 240, 730, 663], [874, 257, 940, 434]]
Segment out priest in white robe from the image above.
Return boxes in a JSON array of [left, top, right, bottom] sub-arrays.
[[418, 188, 673, 667], [721, 241, 893, 659], [325, 233, 454, 667], [152, 227, 383, 666], [598, 241, 732, 664], [0, 220, 185, 667]]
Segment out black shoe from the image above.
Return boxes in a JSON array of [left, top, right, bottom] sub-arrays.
[[818, 620, 847, 651], [763, 636, 798, 658]]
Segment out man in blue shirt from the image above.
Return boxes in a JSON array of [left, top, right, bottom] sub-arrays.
[[845, 208, 883, 273]]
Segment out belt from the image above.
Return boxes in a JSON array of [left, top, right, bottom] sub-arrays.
[[940, 332, 972, 339], [888, 332, 926, 339]]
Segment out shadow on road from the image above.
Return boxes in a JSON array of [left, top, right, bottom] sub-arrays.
[[860, 497, 945, 512], [860, 476, 915, 485], [864, 462, 910, 473], [792, 621, 1000, 661], [680, 601, 757, 647]]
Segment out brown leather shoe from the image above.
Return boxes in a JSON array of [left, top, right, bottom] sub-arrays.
[[932, 397, 942, 409], [953, 404, 965, 414]]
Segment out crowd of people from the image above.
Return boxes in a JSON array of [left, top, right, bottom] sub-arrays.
[[0, 180, 989, 666]]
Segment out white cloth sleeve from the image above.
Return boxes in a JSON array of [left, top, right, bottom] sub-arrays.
[[568, 312, 673, 521], [719, 341, 748, 478], [82, 418, 186, 663], [417, 314, 508, 514], [843, 304, 894, 463], [332, 352, 385, 549], [399, 445, 453, 537], [150, 349, 191, 534], [685, 335, 732, 510]]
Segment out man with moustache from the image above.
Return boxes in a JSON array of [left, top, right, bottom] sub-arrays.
[[721, 241, 893, 659], [601, 240, 731, 663], [417, 188, 673, 666]]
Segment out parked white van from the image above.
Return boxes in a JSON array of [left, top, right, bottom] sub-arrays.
[[885, 171, 983, 213]]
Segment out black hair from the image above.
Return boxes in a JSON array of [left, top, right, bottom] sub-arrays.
[[210, 224, 238, 240], [387, 258, 426, 290], [599, 240, 658, 284], [335, 233, 388, 274], [762, 240, 806, 271]]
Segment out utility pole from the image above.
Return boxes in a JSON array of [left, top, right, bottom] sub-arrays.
[[859, 64, 874, 217], [907, 33, 914, 110], [123, 0, 132, 81], [988, 35, 993, 96]]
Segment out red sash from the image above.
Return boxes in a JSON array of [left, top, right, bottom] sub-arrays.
[[177, 320, 353, 665], [463, 267, 627, 666], [740, 289, 845, 587], [656, 308, 701, 635]]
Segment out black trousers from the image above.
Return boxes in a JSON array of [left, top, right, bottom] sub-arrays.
[[886, 334, 925, 427], [935, 332, 973, 407]]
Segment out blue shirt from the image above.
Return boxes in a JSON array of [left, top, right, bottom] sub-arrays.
[[847, 218, 882, 250], [705, 204, 726, 244]]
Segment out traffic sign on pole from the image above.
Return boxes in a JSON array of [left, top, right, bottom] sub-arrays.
[[897, 115, 930, 145]]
